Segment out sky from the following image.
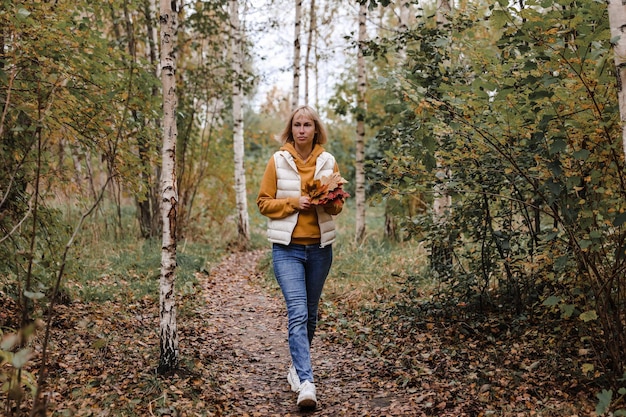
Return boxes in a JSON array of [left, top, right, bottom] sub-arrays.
[[243, 0, 360, 110]]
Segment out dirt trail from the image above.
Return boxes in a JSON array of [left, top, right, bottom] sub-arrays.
[[200, 250, 411, 416]]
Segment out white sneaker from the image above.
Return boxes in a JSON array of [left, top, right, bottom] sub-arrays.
[[287, 364, 300, 392], [297, 380, 317, 409]]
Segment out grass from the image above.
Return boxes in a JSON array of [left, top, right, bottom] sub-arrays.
[[8, 195, 427, 322], [60, 207, 233, 309], [333, 200, 430, 298], [13, 196, 429, 332], [253, 199, 431, 310], [69, 239, 160, 304]]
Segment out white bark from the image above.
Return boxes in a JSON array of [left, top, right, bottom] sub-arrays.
[[355, 1, 367, 243], [437, 0, 452, 21], [158, 0, 179, 374], [433, 0, 452, 225], [398, 0, 411, 62], [400, 0, 410, 32], [607, 0, 626, 159], [231, 0, 250, 243], [304, 0, 316, 105], [292, 0, 302, 109]]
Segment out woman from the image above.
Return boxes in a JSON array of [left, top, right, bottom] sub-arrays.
[[257, 105, 345, 409]]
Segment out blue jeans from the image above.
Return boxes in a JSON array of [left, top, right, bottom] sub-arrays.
[[272, 243, 333, 383]]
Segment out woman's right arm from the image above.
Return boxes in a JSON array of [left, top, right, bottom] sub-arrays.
[[257, 157, 301, 219]]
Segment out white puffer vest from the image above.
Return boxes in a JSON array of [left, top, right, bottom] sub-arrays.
[[266, 150, 337, 247]]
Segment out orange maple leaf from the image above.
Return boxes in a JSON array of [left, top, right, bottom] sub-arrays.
[[305, 173, 349, 205], [320, 172, 348, 191], [304, 180, 329, 204]]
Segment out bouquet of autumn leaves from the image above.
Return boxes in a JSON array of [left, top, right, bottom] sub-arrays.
[[304, 172, 351, 206]]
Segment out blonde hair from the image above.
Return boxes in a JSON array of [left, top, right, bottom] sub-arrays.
[[279, 105, 328, 146]]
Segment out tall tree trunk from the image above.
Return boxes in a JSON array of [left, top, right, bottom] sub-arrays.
[[135, 0, 161, 239], [231, 0, 250, 245], [430, 0, 454, 273], [355, 1, 367, 243], [437, 0, 452, 16], [607, 0, 626, 159], [292, 0, 302, 109], [314, 27, 319, 109], [157, 0, 179, 375], [384, 0, 412, 240], [304, 0, 316, 105], [400, 0, 410, 35]]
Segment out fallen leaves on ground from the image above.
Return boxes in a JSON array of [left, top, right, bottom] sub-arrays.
[[1, 250, 597, 416]]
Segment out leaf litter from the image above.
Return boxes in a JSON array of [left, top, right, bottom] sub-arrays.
[[2, 250, 597, 416]]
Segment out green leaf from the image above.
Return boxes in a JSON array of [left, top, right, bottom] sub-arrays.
[[549, 138, 567, 154], [529, 89, 552, 100], [548, 160, 562, 177], [589, 230, 602, 239], [17, 8, 31, 18], [542, 295, 560, 306], [561, 304, 576, 318], [490, 9, 509, 29], [580, 310, 598, 322], [572, 149, 590, 160], [554, 255, 569, 271], [596, 389, 612, 415], [543, 231, 558, 242], [546, 181, 562, 198], [613, 212, 626, 227]]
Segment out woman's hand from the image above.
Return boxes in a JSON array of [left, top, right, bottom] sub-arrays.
[[298, 196, 312, 211]]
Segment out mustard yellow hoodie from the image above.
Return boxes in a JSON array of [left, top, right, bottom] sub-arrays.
[[257, 143, 343, 245]]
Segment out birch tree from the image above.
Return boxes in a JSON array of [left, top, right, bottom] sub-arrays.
[[434, 0, 452, 222], [384, 0, 413, 240], [304, 0, 316, 105], [135, 0, 161, 239], [430, 0, 453, 271], [607, 0, 626, 159], [355, 1, 367, 243], [231, 0, 250, 244], [293, 0, 303, 109], [158, 0, 179, 374]]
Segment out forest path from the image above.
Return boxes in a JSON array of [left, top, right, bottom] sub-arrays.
[[200, 249, 414, 416]]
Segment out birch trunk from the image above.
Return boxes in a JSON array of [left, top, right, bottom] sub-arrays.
[[400, 0, 410, 35], [355, 1, 367, 243], [157, 0, 179, 374], [304, 0, 316, 105], [292, 0, 302, 109], [385, 0, 412, 240], [133, 0, 160, 238], [230, 0, 250, 244], [433, 0, 452, 223], [607, 0, 626, 159], [430, 0, 453, 272]]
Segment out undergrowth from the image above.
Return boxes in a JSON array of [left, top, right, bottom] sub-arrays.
[[254, 200, 429, 308]]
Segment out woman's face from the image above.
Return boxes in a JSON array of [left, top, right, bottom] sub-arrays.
[[292, 112, 316, 149]]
